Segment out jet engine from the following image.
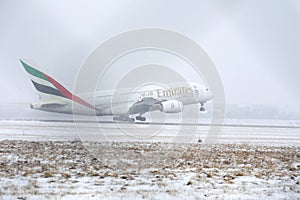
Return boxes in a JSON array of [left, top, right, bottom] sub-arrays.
[[160, 100, 183, 113]]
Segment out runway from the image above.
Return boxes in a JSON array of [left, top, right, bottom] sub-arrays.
[[0, 120, 299, 146]]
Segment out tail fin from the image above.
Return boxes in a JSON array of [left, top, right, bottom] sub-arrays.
[[20, 59, 96, 110]]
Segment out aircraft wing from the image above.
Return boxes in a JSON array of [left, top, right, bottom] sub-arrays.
[[128, 97, 162, 115]]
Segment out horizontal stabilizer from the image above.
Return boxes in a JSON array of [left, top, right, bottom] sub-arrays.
[[30, 101, 68, 110]]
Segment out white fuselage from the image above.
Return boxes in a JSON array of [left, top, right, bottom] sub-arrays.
[[86, 82, 211, 116], [31, 82, 212, 116]]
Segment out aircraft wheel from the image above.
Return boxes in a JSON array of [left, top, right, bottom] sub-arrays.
[[136, 116, 146, 121], [113, 116, 119, 121], [113, 116, 135, 122]]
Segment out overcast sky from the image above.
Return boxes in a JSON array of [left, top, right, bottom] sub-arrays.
[[0, 0, 300, 118]]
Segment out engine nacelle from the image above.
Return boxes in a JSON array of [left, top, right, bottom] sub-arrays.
[[160, 100, 183, 113]]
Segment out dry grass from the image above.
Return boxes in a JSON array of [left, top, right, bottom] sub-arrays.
[[0, 140, 299, 198]]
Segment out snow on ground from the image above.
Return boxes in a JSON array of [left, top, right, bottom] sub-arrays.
[[0, 140, 299, 199]]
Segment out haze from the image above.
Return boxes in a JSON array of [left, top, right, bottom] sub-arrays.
[[0, 0, 299, 119]]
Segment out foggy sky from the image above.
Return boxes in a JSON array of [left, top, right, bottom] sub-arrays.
[[0, 0, 299, 117]]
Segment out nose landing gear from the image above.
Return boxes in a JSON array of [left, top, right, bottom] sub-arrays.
[[200, 103, 206, 112]]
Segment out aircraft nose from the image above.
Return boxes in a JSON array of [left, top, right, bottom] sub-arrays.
[[206, 88, 213, 100], [209, 91, 213, 99]]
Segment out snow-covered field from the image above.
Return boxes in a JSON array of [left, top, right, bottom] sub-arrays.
[[0, 141, 299, 199], [0, 120, 299, 199]]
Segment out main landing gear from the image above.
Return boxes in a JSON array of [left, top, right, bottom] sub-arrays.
[[200, 103, 206, 112], [112, 114, 146, 122], [135, 114, 146, 121], [113, 116, 135, 122]]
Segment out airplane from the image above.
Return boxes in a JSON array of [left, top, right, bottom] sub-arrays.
[[20, 59, 212, 122]]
